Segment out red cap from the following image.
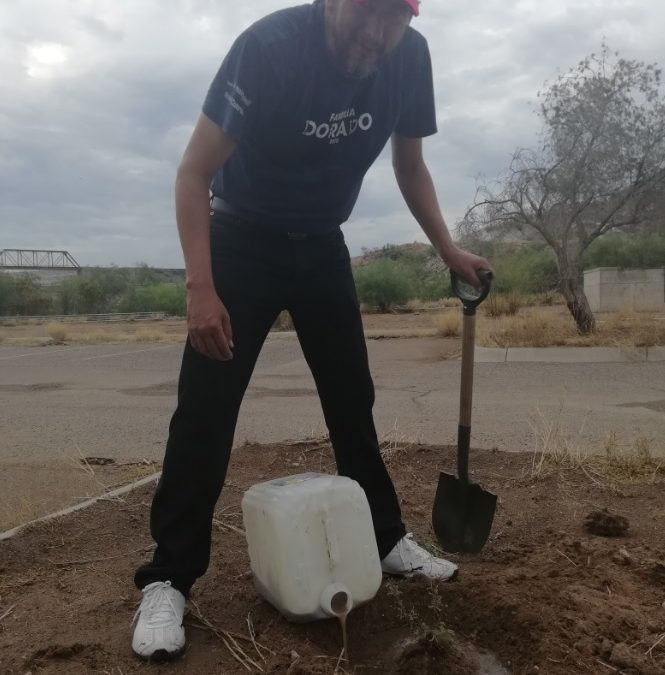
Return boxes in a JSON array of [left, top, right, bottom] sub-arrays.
[[402, 0, 419, 15], [351, 0, 420, 17]]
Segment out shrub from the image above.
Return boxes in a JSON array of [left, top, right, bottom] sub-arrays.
[[118, 283, 186, 316], [353, 260, 415, 312], [583, 231, 665, 269], [1, 274, 52, 316]]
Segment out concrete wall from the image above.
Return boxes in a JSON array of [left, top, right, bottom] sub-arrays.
[[584, 267, 665, 312]]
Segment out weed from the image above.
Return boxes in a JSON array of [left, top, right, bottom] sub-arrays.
[[433, 311, 460, 338], [424, 622, 457, 651], [47, 323, 68, 344]]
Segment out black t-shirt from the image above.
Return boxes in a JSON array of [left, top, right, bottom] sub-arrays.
[[203, 1, 436, 232]]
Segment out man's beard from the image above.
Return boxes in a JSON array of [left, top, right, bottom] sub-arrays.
[[330, 35, 388, 80]]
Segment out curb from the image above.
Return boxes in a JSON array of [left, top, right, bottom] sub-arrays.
[[0, 472, 161, 542]]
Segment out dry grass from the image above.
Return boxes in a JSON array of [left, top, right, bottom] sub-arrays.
[[478, 309, 577, 347], [483, 294, 523, 317], [529, 407, 664, 484], [46, 323, 68, 344], [0, 331, 4, 345], [433, 311, 461, 338], [476, 306, 665, 348]]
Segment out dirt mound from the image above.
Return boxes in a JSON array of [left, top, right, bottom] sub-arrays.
[[1, 442, 664, 674]]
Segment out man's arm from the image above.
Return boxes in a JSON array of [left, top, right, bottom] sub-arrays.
[[176, 113, 237, 361], [391, 133, 492, 286]]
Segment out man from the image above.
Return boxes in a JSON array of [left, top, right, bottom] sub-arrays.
[[132, 0, 493, 661]]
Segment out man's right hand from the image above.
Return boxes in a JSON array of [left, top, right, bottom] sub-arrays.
[[186, 286, 234, 361]]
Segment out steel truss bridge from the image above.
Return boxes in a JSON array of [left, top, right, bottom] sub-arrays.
[[0, 249, 80, 270]]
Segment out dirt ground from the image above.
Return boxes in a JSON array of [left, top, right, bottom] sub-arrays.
[[2, 441, 664, 675]]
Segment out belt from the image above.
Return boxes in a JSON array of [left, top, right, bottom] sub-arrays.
[[210, 197, 340, 240]]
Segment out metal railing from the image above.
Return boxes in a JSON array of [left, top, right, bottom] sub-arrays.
[[0, 312, 169, 324]]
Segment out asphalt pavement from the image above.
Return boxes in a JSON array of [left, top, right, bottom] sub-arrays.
[[1, 336, 663, 465]]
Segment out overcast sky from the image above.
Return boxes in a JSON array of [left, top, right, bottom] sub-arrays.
[[1, 0, 663, 267]]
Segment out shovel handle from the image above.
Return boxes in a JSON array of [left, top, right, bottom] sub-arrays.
[[453, 269, 492, 484], [457, 311, 475, 484]]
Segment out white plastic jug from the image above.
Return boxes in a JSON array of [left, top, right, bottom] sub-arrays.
[[241, 473, 382, 622]]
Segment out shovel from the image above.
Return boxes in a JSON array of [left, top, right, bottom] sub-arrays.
[[432, 269, 497, 553]]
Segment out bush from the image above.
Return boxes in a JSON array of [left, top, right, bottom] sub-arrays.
[[0, 274, 52, 315], [118, 282, 186, 316], [52, 268, 131, 314], [353, 260, 415, 312], [490, 245, 559, 295], [583, 231, 665, 269]]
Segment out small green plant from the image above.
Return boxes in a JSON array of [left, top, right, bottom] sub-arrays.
[[424, 623, 456, 651]]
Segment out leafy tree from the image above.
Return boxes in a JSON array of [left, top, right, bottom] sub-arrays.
[[462, 44, 665, 332]]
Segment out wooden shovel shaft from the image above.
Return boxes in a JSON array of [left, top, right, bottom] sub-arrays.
[[457, 310, 476, 484]]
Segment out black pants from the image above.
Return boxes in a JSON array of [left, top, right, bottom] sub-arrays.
[[134, 213, 406, 596]]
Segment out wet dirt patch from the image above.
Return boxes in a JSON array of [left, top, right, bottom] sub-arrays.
[[584, 508, 630, 537]]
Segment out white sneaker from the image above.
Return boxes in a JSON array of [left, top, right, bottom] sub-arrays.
[[132, 581, 186, 661], [381, 534, 458, 581]]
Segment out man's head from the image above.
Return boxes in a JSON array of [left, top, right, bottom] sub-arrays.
[[323, 0, 418, 80]]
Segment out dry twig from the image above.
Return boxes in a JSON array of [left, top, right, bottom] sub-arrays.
[[0, 605, 16, 622], [645, 632, 665, 657], [188, 599, 268, 672], [555, 549, 578, 567]]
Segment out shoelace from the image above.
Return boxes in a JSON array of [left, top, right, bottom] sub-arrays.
[[131, 583, 181, 629]]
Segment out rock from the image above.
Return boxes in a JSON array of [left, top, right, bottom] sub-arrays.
[[611, 547, 632, 565]]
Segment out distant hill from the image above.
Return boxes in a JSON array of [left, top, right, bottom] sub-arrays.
[[352, 241, 444, 269]]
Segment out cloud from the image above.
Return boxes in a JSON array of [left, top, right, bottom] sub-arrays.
[[1, 0, 663, 265]]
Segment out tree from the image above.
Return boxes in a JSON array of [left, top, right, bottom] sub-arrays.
[[462, 44, 665, 333]]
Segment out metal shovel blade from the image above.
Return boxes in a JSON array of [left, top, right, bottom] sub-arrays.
[[432, 471, 497, 553]]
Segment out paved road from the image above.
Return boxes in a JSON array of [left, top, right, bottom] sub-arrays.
[[1, 336, 664, 465]]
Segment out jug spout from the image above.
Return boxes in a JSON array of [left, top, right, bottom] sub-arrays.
[[320, 583, 353, 617]]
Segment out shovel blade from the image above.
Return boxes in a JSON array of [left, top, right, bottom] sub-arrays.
[[432, 471, 497, 553]]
